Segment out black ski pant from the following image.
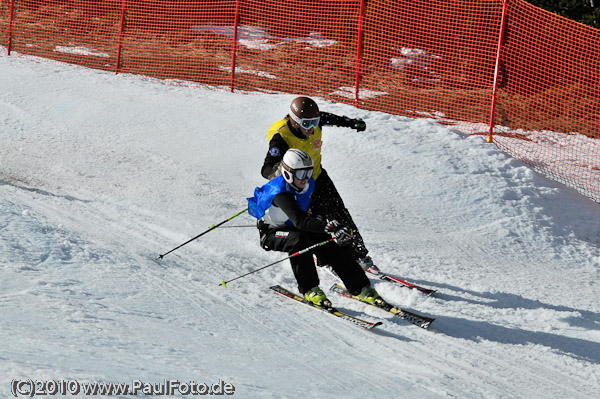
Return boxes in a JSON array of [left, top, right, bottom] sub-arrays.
[[308, 168, 369, 260], [260, 226, 370, 295]]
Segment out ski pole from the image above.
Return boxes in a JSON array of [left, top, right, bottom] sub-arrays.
[[221, 237, 335, 287], [156, 208, 248, 260], [213, 225, 256, 228]]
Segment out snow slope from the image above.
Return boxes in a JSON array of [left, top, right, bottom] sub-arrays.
[[1, 53, 599, 398]]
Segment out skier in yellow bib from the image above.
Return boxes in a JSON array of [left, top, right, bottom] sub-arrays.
[[260, 96, 379, 273]]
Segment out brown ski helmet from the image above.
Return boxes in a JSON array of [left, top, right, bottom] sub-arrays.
[[289, 97, 320, 130]]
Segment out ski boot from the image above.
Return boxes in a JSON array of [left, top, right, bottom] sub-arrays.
[[304, 286, 332, 308], [357, 255, 381, 274], [357, 286, 384, 306]]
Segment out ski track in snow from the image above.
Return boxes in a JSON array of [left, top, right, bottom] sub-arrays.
[[1, 53, 599, 398]]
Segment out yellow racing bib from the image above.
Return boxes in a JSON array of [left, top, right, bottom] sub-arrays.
[[267, 118, 323, 179]]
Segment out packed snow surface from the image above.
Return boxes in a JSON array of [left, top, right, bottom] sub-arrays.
[[1, 53, 599, 398]]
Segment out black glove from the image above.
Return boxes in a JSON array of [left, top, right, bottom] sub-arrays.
[[340, 116, 366, 132], [352, 118, 366, 132], [325, 220, 353, 246]]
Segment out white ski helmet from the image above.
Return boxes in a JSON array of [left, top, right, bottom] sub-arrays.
[[281, 149, 314, 191]]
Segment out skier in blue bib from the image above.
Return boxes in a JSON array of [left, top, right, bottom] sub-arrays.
[[248, 149, 380, 307]]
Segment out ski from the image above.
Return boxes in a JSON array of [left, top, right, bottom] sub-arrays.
[[367, 269, 436, 295], [270, 285, 382, 331], [329, 283, 435, 329]]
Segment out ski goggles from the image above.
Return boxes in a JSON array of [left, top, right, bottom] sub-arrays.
[[289, 112, 320, 130], [292, 167, 313, 180]]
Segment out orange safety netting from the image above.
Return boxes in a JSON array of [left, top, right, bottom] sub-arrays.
[[493, 0, 600, 201], [2, 0, 599, 201]]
